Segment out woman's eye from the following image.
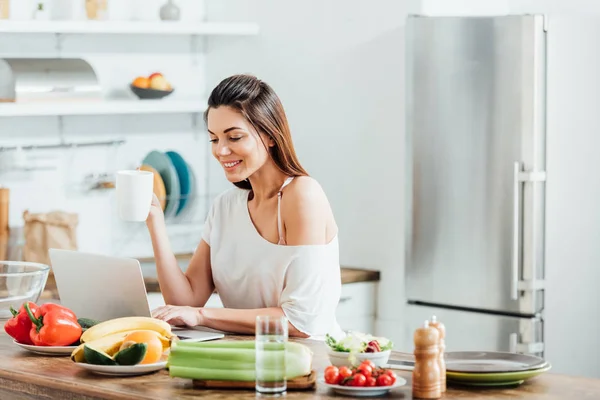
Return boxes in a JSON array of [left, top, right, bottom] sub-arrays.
[[209, 138, 218, 143], [229, 137, 242, 142]]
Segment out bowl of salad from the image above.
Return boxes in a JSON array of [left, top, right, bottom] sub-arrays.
[[325, 332, 393, 368]]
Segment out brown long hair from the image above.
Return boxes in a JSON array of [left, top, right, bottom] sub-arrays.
[[204, 74, 308, 190]]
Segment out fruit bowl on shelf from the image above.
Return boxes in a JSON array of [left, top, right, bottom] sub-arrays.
[[130, 73, 174, 100], [130, 84, 174, 100]]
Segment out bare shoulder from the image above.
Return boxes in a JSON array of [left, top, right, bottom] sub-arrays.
[[285, 176, 328, 204], [281, 176, 336, 245]]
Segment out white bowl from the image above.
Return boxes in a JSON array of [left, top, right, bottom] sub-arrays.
[[327, 348, 391, 368]]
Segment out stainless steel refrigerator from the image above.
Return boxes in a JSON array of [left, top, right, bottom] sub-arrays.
[[405, 14, 600, 377]]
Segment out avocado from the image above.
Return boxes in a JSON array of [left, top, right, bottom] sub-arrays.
[[84, 344, 117, 365], [114, 343, 147, 366], [78, 318, 101, 330]]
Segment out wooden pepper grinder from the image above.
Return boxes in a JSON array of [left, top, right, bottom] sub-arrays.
[[430, 316, 446, 392], [413, 320, 442, 399]]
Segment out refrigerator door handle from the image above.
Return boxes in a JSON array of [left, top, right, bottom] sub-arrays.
[[509, 333, 545, 354], [512, 162, 547, 300], [512, 162, 522, 300]]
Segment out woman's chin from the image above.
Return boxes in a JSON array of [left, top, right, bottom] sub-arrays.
[[225, 173, 246, 183]]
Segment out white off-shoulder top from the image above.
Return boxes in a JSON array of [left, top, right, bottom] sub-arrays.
[[201, 184, 342, 338]]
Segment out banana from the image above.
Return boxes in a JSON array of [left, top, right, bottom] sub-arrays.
[[71, 332, 129, 363], [80, 317, 173, 343], [72, 329, 173, 363]]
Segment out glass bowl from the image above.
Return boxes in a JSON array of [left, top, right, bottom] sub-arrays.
[[0, 261, 50, 319]]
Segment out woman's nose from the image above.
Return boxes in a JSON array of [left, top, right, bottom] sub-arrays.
[[217, 143, 231, 156]]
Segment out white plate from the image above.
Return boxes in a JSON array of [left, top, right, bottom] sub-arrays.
[[13, 340, 77, 356], [319, 377, 407, 397], [74, 361, 168, 376]]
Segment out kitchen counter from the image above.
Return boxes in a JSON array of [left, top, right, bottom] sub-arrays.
[[143, 266, 379, 292], [41, 263, 380, 298], [0, 330, 598, 400]]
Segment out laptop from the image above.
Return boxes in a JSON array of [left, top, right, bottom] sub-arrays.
[[48, 248, 224, 342]]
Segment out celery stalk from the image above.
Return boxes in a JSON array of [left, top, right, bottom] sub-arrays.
[[170, 347, 256, 362], [167, 341, 313, 380], [168, 355, 254, 370]]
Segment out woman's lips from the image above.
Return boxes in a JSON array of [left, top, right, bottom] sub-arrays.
[[222, 160, 242, 170]]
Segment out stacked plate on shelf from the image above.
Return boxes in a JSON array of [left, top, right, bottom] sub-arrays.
[[141, 150, 197, 219], [387, 351, 551, 387]]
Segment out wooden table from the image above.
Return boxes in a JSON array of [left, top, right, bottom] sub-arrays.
[[0, 331, 598, 400]]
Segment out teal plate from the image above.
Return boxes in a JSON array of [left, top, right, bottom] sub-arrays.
[[165, 151, 191, 215], [446, 364, 551, 386], [142, 150, 180, 218]]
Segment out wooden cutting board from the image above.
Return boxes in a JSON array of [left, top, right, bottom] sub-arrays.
[[192, 370, 317, 390]]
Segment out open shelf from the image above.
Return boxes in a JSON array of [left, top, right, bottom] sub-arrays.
[[0, 100, 205, 117], [0, 21, 260, 36]]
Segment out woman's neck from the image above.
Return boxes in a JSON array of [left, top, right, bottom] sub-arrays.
[[248, 160, 288, 203]]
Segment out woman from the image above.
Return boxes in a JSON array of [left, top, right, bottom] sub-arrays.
[[148, 74, 341, 338]]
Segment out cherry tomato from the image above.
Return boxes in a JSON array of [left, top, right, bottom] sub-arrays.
[[377, 374, 393, 386], [339, 366, 353, 380], [366, 376, 377, 387], [361, 359, 376, 370], [357, 363, 373, 378], [324, 366, 340, 385], [351, 373, 367, 387], [384, 370, 397, 384]]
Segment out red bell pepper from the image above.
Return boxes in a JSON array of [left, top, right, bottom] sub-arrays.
[[24, 303, 82, 346], [3, 302, 38, 344]]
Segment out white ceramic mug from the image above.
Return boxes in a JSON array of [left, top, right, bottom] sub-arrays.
[[116, 170, 154, 222]]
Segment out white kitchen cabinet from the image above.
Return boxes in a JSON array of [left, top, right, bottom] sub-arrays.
[[335, 282, 378, 334], [337, 315, 376, 335]]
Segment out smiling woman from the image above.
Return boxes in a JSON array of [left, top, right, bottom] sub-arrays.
[[146, 74, 342, 338]]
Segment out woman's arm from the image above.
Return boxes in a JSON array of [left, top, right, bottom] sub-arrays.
[[146, 195, 215, 307], [199, 307, 309, 338], [282, 176, 337, 245], [151, 305, 309, 337]]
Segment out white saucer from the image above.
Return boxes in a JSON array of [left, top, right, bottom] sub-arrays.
[[319, 377, 407, 397], [74, 361, 168, 376], [14, 340, 77, 356]]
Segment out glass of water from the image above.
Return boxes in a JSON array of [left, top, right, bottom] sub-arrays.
[[255, 315, 288, 395]]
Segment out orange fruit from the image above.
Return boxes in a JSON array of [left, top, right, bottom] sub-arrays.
[[132, 76, 150, 88], [122, 331, 164, 365]]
